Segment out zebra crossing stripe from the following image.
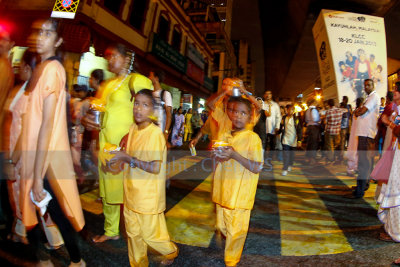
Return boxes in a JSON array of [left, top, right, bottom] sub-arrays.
[[165, 175, 215, 248]]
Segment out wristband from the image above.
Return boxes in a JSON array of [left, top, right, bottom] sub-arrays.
[[130, 157, 136, 168]]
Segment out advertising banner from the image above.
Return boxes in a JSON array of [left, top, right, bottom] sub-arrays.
[[313, 10, 387, 105]]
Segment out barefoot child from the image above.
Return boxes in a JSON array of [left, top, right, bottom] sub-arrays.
[[109, 89, 178, 266], [212, 96, 263, 267]]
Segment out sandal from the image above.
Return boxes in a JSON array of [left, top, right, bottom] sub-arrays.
[[393, 258, 400, 266], [379, 232, 395, 242], [160, 258, 174, 266]]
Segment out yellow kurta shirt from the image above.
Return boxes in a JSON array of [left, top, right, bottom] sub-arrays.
[[124, 123, 167, 214], [201, 101, 232, 141], [212, 129, 263, 210], [98, 73, 152, 204]]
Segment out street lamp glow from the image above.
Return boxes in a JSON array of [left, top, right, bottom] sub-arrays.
[[315, 94, 322, 100]]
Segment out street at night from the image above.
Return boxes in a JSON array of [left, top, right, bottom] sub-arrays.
[[1, 148, 399, 266], [1, 0, 400, 266]]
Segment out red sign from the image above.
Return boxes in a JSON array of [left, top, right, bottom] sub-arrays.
[[186, 60, 204, 85]]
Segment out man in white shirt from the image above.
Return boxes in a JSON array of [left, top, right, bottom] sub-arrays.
[[263, 90, 281, 160], [347, 79, 380, 199], [304, 100, 321, 164], [149, 70, 173, 141]]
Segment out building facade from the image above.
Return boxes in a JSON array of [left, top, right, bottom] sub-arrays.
[[1, 0, 218, 109]]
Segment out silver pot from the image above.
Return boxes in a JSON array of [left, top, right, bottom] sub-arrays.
[[232, 87, 241, 97], [88, 109, 104, 125]]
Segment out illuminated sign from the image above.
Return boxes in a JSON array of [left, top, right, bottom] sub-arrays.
[[51, 0, 80, 19]]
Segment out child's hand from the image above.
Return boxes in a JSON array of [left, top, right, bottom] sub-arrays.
[[217, 146, 235, 160], [109, 151, 131, 164]]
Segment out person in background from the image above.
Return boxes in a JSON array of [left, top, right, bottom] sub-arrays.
[[338, 96, 352, 162], [3, 49, 36, 245], [80, 69, 105, 180], [304, 99, 321, 165], [191, 109, 202, 138], [380, 97, 386, 115], [88, 69, 104, 97], [201, 110, 209, 142], [0, 23, 14, 230], [263, 90, 281, 161], [377, 91, 394, 155], [70, 84, 89, 184], [171, 107, 185, 147], [4, 49, 64, 249], [184, 108, 193, 142], [149, 69, 172, 141], [347, 97, 364, 176], [275, 106, 286, 161], [346, 79, 380, 199], [324, 99, 347, 164], [280, 104, 300, 176], [376, 85, 400, 243]]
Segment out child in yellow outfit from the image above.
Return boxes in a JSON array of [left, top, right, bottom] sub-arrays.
[[109, 89, 178, 267], [212, 96, 263, 267]]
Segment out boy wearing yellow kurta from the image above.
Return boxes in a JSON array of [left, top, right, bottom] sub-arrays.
[[212, 96, 263, 267], [86, 44, 153, 243], [109, 89, 178, 266]]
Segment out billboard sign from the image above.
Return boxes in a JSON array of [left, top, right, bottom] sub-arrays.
[[313, 10, 387, 105]]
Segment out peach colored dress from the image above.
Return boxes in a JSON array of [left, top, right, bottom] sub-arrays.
[[20, 60, 84, 231]]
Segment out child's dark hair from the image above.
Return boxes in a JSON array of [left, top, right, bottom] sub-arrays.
[[21, 49, 38, 71], [227, 96, 252, 113], [136, 89, 156, 107], [107, 43, 128, 57], [151, 69, 165, 83], [73, 84, 89, 93], [91, 69, 104, 83], [46, 18, 63, 37]]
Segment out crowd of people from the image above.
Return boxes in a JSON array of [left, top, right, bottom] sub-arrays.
[[1, 17, 400, 267]]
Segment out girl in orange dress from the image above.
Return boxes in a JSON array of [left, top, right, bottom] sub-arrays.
[[20, 18, 85, 267]]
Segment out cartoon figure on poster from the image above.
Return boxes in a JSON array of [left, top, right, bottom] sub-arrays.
[[338, 48, 384, 99]]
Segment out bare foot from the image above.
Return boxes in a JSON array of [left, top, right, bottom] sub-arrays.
[[8, 233, 29, 245], [379, 232, 394, 242], [36, 260, 54, 267], [394, 257, 400, 265], [160, 258, 174, 266], [69, 259, 86, 267], [92, 234, 120, 243]]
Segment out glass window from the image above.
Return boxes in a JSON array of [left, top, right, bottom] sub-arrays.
[[104, 0, 123, 15], [129, 0, 148, 31], [171, 29, 181, 51], [158, 15, 170, 42]]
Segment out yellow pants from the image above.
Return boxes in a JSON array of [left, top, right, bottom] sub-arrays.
[[124, 207, 178, 267], [102, 198, 121, 237], [216, 204, 251, 267]]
